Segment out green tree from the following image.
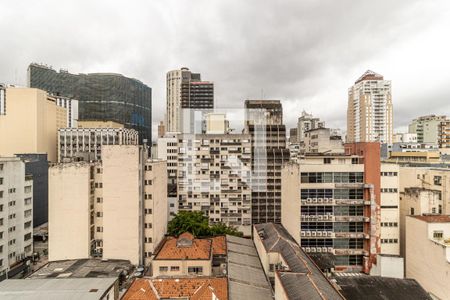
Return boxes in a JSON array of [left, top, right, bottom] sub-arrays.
[[167, 211, 243, 237]]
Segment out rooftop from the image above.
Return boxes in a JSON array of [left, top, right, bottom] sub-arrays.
[[154, 232, 212, 260], [355, 70, 384, 84], [29, 259, 133, 279], [226, 235, 273, 300], [212, 236, 227, 256], [122, 277, 227, 300], [254, 223, 345, 300], [0, 278, 117, 300], [411, 214, 450, 223], [335, 275, 432, 300]]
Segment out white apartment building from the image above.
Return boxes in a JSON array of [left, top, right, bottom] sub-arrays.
[[49, 145, 167, 265], [58, 127, 139, 162], [409, 114, 447, 144], [405, 215, 450, 300], [347, 70, 393, 144], [156, 132, 179, 219], [0, 158, 33, 279], [55, 96, 79, 128], [393, 133, 417, 143], [380, 164, 400, 255], [177, 133, 252, 236]]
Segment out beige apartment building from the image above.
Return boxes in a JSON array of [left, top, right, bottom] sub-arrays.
[[0, 87, 67, 162], [0, 158, 34, 279], [303, 127, 344, 154], [281, 143, 400, 274], [49, 145, 167, 265], [347, 70, 393, 144], [405, 215, 450, 300], [177, 133, 252, 236], [399, 167, 450, 257]]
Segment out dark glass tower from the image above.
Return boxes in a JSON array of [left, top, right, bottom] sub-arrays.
[[28, 63, 152, 143]]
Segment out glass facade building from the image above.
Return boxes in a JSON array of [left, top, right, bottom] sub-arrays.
[[28, 63, 152, 143]]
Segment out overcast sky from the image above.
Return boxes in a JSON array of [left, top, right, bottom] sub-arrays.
[[1, 0, 449, 139]]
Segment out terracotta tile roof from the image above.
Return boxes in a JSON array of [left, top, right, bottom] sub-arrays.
[[211, 236, 227, 256], [155, 236, 212, 260], [412, 215, 450, 223], [123, 278, 228, 300]]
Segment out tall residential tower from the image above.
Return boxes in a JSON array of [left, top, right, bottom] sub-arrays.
[[347, 70, 393, 144]]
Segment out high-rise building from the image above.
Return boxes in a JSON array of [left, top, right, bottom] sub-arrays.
[[282, 143, 400, 273], [156, 133, 179, 219], [58, 125, 139, 162], [48, 145, 167, 265], [0, 86, 67, 162], [166, 68, 214, 133], [28, 63, 152, 143], [439, 119, 450, 148], [408, 114, 447, 144], [296, 111, 325, 144], [157, 121, 166, 138], [177, 132, 252, 236], [54, 96, 79, 128], [0, 157, 34, 280], [347, 70, 393, 144], [244, 100, 290, 225]]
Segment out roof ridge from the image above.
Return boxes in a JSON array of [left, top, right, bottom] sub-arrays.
[[148, 279, 160, 299]]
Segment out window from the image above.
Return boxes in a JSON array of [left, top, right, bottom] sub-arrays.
[[96, 212, 103, 217], [97, 197, 103, 203], [269, 264, 274, 272], [145, 180, 153, 185], [433, 231, 443, 239], [96, 227, 103, 232], [170, 266, 180, 271], [24, 210, 32, 218], [24, 233, 31, 241], [188, 266, 203, 274], [324, 158, 332, 164], [434, 176, 442, 186], [0, 178, 3, 185], [24, 221, 32, 229], [24, 198, 32, 205], [159, 266, 168, 272], [24, 186, 32, 193], [410, 207, 415, 215]]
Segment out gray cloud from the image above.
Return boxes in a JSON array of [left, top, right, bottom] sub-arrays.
[[0, 0, 449, 138]]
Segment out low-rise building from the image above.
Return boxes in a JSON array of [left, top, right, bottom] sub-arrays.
[[152, 232, 227, 277], [0, 157, 33, 280], [123, 277, 227, 300], [303, 127, 344, 154], [253, 223, 345, 299], [405, 215, 450, 300]]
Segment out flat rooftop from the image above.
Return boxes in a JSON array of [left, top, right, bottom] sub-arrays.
[[29, 259, 133, 279], [411, 215, 450, 223], [0, 278, 117, 300], [335, 275, 432, 300]]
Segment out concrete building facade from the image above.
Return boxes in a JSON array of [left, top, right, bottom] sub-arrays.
[[303, 127, 344, 154], [177, 133, 252, 236], [281, 143, 398, 273], [0, 158, 33, 279], [405, 215, 450, 300], [58, 126, 139, 162], [347, 70, 393, 144], [48, 145, 167, 265], [409, 114, 447, 144], [296, 111, 325, 145], [0, 87, 67, 162], [55, 96, 79, 128]]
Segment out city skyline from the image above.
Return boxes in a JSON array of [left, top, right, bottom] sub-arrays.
[[0, 0, 449, 138]]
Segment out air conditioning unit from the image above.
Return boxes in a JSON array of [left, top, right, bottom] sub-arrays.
[[311, 232, 316, 236], [306, 231, 311, 236], [312, 198, 317, 203], [301, 231, 306, 237], [310, 247, 316, 252], [328, 247, 333, 253], [305, 247, 311, 252], [307, 198, 313, 203], [318, 198, 323, 203], [327, 231, 333, 237], [322, 247, 328, 253], [318, 215, 323, 220], [317, 231, 322, 237], [317, 247, 322, 253]]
